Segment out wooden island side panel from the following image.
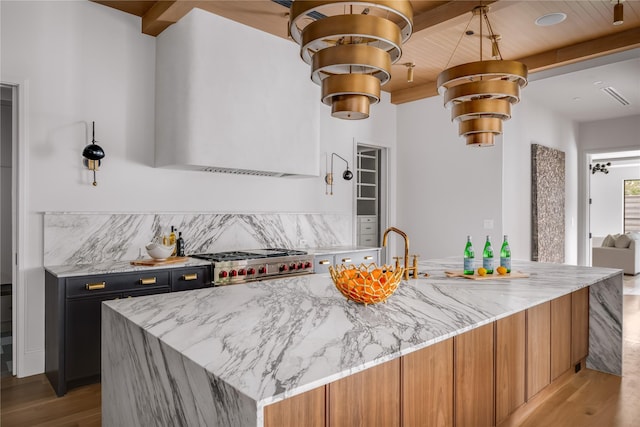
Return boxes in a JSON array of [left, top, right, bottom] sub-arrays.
[[526, 301, 551, 400], [572, 287, 590, 364], [495, 311, 526, 425], [402, 338, 454, 427], [263, 385, 326, 427], [454, 322, 495, 427], [551, 294, 572, 380], [328, 358, 400, 427]]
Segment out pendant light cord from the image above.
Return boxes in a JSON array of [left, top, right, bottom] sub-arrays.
[[444, 12, 475, 69]]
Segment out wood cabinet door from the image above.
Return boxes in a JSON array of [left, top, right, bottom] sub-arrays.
[[526, 301, 551, 400], [328, 358, 400, 427], [402, 338, 453, 427], [496, 311, 526, 425], [454, 323, 495, 427], [572, 287, 590, 364], [263, 385, 326, 427], [551, 294, 572, 380]]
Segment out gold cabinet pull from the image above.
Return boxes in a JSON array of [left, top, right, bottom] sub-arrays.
[[85, 282, 106, 291], [182, 273, 198, 281], [139, 277, 157, 285], [364, 256, 373, 260], [341, 258, 352, 263], [319, 259, 331, 265]]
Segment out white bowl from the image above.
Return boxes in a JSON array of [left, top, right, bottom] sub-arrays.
[[145, 242, 175, 260]]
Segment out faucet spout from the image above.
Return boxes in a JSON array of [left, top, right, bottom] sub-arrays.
[[382, 227, 412, 280]]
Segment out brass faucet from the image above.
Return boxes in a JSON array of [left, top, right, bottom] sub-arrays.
[[382, 227, 418, 280]]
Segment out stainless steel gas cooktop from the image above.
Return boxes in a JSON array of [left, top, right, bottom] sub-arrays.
[[191, 248, 314, 285]]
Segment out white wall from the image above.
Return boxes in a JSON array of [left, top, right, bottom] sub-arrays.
[[1, 1, 396, 376], [591, 164, 640, 237], [502, 95, 579, 265], [396, 85, 579, 265], [577, 115, 640, 264], [396, 96, 503, 260]]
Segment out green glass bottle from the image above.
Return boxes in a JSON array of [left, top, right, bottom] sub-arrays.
[[463, 235, 475, 275], [500, 235, 511, 273], [482, 235, 494, 274]]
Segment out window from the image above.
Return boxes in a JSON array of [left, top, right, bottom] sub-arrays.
[[624, 179, 640, 232]]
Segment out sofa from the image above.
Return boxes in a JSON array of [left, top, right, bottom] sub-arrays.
[[592, 232, 640, 275]]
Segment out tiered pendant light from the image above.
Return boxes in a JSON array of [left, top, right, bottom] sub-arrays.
[[437, 6, 528, 147], [289, 1, 413, 120]]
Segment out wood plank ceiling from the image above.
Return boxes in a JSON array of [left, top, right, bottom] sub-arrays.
[[94, 1, 640, 104]]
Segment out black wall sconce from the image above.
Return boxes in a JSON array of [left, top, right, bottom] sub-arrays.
[[591, 162, 611, 174], [325, 152, 353, 195], [82, 121, 105, 186]]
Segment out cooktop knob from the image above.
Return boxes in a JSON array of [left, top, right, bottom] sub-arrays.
[[280, 264, 288, 272], [304, 261, 312, 269], [289, 263, 297, 270], [219, 271, 228, 278], [238, 269, 246, 276], [258, 266, 266, 274], [247, 267, 256, 275], [230, 270, 238, 277], [297, 262, 304, 270]]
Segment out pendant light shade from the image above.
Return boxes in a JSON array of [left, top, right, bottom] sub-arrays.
[[437, 6, 528, 147], [289, 1, 413, 120]]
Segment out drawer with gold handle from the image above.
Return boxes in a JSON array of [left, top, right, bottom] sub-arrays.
[[85, 282, 106, 291], [181, 273, 198, 281], [318, 259, 331, 265], [139, 277, 157, 285]]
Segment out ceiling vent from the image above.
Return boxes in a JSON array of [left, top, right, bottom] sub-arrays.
[[200, 166, 294, 178], [600, 86, 630, 106]]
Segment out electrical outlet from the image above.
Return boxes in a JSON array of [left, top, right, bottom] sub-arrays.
[[483, 219, 494, 230]]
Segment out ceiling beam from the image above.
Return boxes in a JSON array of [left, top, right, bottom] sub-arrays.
[[391, 26, 640, 105], [141, 0, 195, 36]]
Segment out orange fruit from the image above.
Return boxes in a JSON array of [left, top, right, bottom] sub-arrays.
[[477, 267, 487, 276], [496, 266, 507, 275]]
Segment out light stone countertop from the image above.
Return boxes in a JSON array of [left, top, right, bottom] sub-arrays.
[[44, 257, 212, 278], [45, 247, 379, 278], [102, 257, 623, 424]]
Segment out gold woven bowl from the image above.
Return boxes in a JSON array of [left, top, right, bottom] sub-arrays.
[[329, 263, 403, 305]]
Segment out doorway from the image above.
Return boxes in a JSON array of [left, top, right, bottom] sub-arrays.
[[355, 143, 388, 250], [587, 149, 640, 266], [0, 83, 16, 377]]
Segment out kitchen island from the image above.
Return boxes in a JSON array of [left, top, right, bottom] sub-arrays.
[[102, 259, 622, 426]]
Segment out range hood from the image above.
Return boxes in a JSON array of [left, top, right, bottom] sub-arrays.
[[155, 9, 320, 177]]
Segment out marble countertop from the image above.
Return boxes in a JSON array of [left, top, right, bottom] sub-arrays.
[[45, 257, 212, 278], [45, 246, 380, 278], [102, 258, 622, 410]]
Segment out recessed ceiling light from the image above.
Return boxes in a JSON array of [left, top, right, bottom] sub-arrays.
[[573, 97, 582, 101], [593, 80, 604, 85], [535, 13, 567, 27]]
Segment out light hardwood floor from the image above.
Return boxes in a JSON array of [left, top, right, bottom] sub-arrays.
[[1, 277, 639, 427]]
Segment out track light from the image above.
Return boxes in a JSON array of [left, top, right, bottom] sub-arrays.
[[405, 62, 415, 82], [490, 35, 502, 59], [613, 0, 624, 26]]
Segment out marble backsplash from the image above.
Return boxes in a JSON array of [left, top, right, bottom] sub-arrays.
[[44, 212, 352, 266]]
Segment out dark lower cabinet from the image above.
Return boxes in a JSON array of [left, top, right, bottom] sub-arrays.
[[45, 265, 210, 396]]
